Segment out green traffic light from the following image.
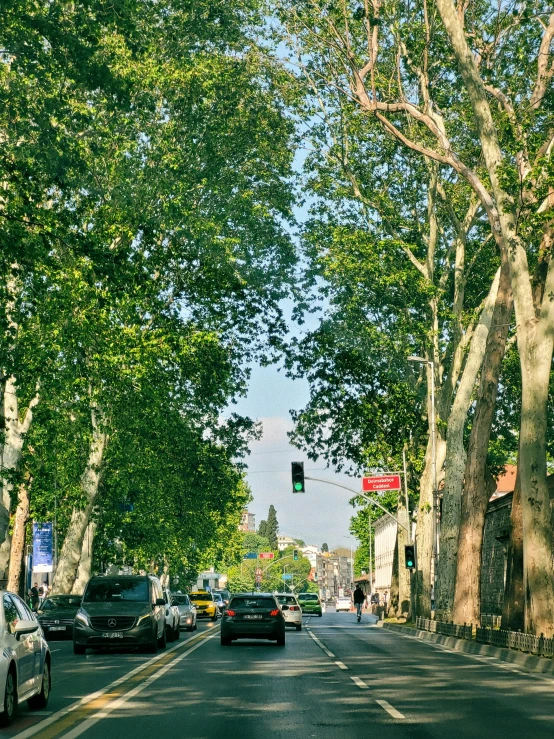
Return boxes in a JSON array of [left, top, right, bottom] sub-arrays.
[[294, 482, 303, 491]]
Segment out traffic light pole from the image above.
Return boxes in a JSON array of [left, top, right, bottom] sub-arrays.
[[304, 477, 409, 533]]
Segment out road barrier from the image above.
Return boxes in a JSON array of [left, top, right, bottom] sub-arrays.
[[415, 617, 554, 659]]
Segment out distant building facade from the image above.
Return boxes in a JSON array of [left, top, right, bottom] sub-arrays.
[[238, 510, 256, 533], [300, 545, 319, 569], [315, 553, 351, 599], [277, 535, 296, 551], [373, 514, 397, 601]]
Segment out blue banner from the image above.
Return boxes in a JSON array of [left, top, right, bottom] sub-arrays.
[[33, 522, 53, 573]]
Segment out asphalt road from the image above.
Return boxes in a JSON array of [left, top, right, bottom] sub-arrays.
[[7, 608, 554, 739]]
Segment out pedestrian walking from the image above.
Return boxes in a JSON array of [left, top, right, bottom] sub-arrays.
[[30, 582, 40, 611], [353, 584, 365, 622]]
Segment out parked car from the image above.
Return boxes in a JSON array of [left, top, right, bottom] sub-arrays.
[[162, 588, 180, 641], [36, 594, 82, 640], [220, 593, 285, 646], [0, 590, 51, 727], [275, 594, 302, 631], [73, 574, 167, 654], [189, 591, 218, 621], [171, 593, 197, 632], [335, 596, 352, 612], [213, 592, 226, 614], [297, 593, 323, 616]]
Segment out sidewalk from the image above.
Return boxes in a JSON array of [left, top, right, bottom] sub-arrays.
[[383, 622, 554, 676]]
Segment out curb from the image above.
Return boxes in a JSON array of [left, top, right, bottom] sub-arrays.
[[383, 623, 554, 676]]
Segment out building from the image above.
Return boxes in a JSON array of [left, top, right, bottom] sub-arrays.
[[277, 535, 296, 551], [238, 510, 256, 533], [300, 545, 319, 569], [373, 514, 397, 601], [196, 568, 222, 591], [315, 553, 351, 599]]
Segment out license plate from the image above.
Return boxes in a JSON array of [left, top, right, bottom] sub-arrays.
[[244, 614, 262, 620], [49, 626, 66, 631], [101, 631, 123, 638]]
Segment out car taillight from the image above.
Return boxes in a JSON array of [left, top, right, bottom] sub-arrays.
[[289, 606, 299, 611], [269, 609, 280, 617], [226, 609, 236, 617]]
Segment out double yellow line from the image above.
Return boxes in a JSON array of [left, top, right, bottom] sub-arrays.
[[15, 626, 217, 739]]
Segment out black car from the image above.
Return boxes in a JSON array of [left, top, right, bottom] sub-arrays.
[[37, 595, 83, 639], [73, 575, 166, 654], [220, 593, 285, 646]]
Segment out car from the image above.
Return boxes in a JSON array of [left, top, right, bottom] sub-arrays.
[[213, 592, 226, 614], [189, 591, 218, 621], [275, 594, 302, 631], [213, 589, 231, 610], [0, 590, 51, 727], [171, 593, 197, 632], [220, 593, 285, 646], [73, 574, 167, 655], [335, 596, 352, 612], [36, 594, 82, 640], [297, 592, 323, 616], [162, 588, 180, 641]]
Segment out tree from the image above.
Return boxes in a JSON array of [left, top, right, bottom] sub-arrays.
[[265, 505, 279, 550], [321, 543, 329, 553]]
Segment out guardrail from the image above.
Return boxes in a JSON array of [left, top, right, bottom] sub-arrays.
[[415, 617, 554, 659]]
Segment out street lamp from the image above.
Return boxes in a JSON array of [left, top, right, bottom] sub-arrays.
[[343, 536, 354, 587], [407, 355, 438, 600]]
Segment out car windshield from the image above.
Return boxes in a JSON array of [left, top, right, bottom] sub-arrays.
[[190, 593, 213, 602], [171, 595, 189, 605], [41, 596, 82, 610], [83, 579, 149, 603], [230, 597, 275, 609], [299, 594, 319, 601], [276, 596, 297, 604]]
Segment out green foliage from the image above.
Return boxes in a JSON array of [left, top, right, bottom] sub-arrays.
[[265, 505, 279, 550]]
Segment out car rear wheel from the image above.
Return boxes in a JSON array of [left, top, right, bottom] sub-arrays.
[[73, 642, 86, 655], [220, 636, 232, 646], [276, 634, 286, 646], [296, 624, 302, 631], [28, 659, 50, 710], [0, 667, 16, 727]]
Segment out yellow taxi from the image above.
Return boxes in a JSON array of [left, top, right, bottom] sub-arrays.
[[189, 591, 218, 621]]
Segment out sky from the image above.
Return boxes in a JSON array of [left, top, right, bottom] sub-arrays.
[[232, 359, 362, 552]]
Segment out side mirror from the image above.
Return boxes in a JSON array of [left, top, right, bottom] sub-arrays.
[[155, 598, 165, 607], [14, 620, 39, 638]]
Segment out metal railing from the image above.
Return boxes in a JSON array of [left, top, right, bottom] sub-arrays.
[[415, 617, 554, 659]]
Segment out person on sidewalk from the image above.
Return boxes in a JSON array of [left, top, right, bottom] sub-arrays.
[[30, 582, 40, 611], [353, 584, 365, 622]]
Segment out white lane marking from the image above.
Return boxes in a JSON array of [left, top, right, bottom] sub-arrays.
[[351, 676, 369, 689], [335, 661, 348, 670], [59, 634, 216, 739], [13, 630, 213, 739], [376, 699, 405, 719], [306, 629, 336, 658]]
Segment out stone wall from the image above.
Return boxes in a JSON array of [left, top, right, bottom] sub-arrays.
[[480, 494, 512, 615]]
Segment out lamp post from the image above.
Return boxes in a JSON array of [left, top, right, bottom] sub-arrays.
[[408, 355, 438, 601]]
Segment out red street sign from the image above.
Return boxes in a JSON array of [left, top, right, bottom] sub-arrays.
[[258, 552, 274, 559], [362, 474, 401, 492], [255, 568, 262, 576]]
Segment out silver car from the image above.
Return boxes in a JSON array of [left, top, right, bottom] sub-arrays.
[[171, 593, 197, 632], [0, 590, 51, 726], [275, 594, 302, 631]]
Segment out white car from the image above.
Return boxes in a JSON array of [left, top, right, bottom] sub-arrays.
[[335, 596, 352, 612], [162, 588, 181, 641], [171, 593, 197, 632], [275, 594, 302, 631], [0, 590, 51, 726]]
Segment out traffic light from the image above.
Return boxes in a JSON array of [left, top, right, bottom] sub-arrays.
[[293, 549, 299, 561], [291, 461, 305, 493], [404, 544, 416, 569]]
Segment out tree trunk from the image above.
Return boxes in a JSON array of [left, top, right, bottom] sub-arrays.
[[502, 468, 524, 631], [52, 418, 106, 594], [6, 477, 31, 594], [415, 433, 446, 617], [71, 520, 97, 595], [436, 267, 501, 619], [396, 496, 411, 617], [452, 258, 512, 625]]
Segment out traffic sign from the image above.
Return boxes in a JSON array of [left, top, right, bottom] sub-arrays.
[[258, 552, 274, 559], [243, 552, 257, 559], [282, 574, 292, 580], [255, 568, 262, 576], [362, 474, 401, 492]]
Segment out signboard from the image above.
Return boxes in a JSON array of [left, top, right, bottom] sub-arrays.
[[255, 568, 263, 576], [362, 474, 401, 492], [282, 574, 292, 580], [243, 552, 257, 559], [32, 522, 53, 573], [258, 552, 274, 560]]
